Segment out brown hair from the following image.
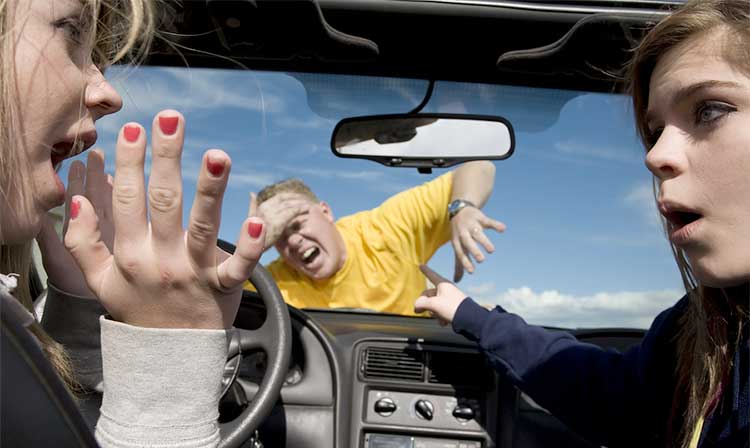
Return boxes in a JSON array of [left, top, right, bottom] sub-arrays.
[[256, 178, 319, 205], [0, 0, 159, 394], [627, 1, 750, 446]]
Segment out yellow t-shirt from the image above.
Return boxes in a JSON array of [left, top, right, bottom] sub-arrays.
[[245, 172, 453, 316]]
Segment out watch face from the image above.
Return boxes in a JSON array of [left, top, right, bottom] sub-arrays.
[[449, 200, 474, 218], [449, 200, 466, 216]]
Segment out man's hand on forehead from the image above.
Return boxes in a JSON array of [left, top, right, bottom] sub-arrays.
[[250, 192, 313, 249]]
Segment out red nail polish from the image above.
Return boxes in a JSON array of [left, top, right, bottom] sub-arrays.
[[70, 199, 81, 219], [158, 116, 179, 135], [123, 125, 140, 142], [206, 156, 225, 177], [248, 222, 263, 239]]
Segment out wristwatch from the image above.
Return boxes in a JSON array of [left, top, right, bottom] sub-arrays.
[[448, 199, 476, 220]]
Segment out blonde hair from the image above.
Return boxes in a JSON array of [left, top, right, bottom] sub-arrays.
[[257, 178, 320, 205], [0, 0, 159, 393], [627, 1, 750, 446]]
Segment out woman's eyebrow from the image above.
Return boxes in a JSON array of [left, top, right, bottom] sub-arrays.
[[646, 80, 741, 125], [672, 80, 741, 105]]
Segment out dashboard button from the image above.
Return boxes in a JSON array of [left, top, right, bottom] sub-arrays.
[[374, 397, 397, 416], [414, 399, 434, 420], [452, 405, 475, 421]]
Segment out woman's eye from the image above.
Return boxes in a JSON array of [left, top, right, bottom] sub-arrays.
[[54, 16, 89, 45], [694, 101, 736, 126]]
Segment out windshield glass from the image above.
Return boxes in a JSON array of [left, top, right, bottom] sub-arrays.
[[62, 66, 683, 329]]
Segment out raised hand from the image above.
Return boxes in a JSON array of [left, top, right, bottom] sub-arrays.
[[249, 192, 312, 250], [37, 150, 114, 298], [63, 111, 265, 329], [450, 206, 505, 282]]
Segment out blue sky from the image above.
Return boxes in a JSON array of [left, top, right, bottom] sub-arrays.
[[60, 66, 685, 329]]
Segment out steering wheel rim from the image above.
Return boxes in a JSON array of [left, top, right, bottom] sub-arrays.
[[217, 241, 292, 448]]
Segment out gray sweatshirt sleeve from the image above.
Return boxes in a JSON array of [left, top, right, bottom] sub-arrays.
[[40, 283, 229, 447], [95, 317, 228, 448]]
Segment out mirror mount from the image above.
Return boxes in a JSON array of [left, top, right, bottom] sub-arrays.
[[407, 79, 435, 115]]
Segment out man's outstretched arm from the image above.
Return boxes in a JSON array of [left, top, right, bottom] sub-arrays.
[[449, 161, 505, 282]]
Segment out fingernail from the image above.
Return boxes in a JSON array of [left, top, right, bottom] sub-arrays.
[[70, 199, 81, 219], [206, 155, 225, 177], [72, 163, 84, 177], [248, 221, 263, 239], [158, 116, 179, 135], [123, 125, 140, 142]]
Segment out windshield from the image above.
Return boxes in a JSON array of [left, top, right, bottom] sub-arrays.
[[61, 66, 683, 329]]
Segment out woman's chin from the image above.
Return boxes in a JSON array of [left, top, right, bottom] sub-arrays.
[[1, 211, 43, 245], [692, 263, 750, 289]]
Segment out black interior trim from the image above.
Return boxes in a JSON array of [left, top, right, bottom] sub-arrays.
[[1, 293, 98, 448], [143, 0, 670, 93]]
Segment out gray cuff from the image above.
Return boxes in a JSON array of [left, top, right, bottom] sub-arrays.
[[95, 317, 228, 448], [41, 282, 107, 390]]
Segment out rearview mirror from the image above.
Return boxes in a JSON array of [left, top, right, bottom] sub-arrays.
[[331, 113, 514, 170]]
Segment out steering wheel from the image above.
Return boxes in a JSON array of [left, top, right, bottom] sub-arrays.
[[217, 240, 292, 448]]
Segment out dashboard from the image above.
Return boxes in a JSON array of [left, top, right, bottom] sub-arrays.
[[227, 295, 646, 448]]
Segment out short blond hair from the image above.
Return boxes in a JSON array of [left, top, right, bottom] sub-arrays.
[[256, 178, 319, 205]]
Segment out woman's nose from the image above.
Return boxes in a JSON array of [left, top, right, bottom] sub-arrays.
[[85, 65, 123, 120], [644, 126, 686, 181]]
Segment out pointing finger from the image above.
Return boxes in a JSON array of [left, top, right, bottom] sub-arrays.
[[419, 264, 451, 287]]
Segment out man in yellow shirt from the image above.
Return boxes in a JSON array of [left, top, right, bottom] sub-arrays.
[[244, 161, 503, 316]]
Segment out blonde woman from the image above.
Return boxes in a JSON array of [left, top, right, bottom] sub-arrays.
[[416, 1, 749, 447], [1, 0, 265, 446]]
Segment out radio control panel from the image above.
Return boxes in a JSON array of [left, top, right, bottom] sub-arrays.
[[365, 390, 483, 431]]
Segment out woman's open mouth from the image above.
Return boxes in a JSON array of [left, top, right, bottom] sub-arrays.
[[663, 209, 704, 245], [50, 141, 83, 168], [50, 130, 98, 168]]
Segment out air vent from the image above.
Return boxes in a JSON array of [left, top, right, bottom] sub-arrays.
[[361, 347, 425, 382], [428, 351, 489, 387]]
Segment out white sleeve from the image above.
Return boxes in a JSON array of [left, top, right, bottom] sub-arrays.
[[95, 317, 229, 448]]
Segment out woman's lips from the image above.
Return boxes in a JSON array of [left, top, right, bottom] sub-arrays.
[[664, 211, 704, 246], [660, 202, 704, 243], [669, 217, 702, 245], [50, 130, 98, 166]]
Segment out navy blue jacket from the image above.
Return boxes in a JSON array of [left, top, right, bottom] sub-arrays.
[[452, 296, 749, 447]]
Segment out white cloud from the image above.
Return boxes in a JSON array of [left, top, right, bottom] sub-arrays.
[[555, 141, 640, 164], [181, 163, 277, 189], [274, 115, 334, 130], [112, 67, 284, 114], [277, 164, 385, 181], [471, 286, 682, 329], [228, 172, 278, 188], [468, 282, 496, 296], [95, 67, 291, 142], [625, 182, 663, 228]]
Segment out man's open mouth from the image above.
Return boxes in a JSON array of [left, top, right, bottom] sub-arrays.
[[302, 247, 321, 264]]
